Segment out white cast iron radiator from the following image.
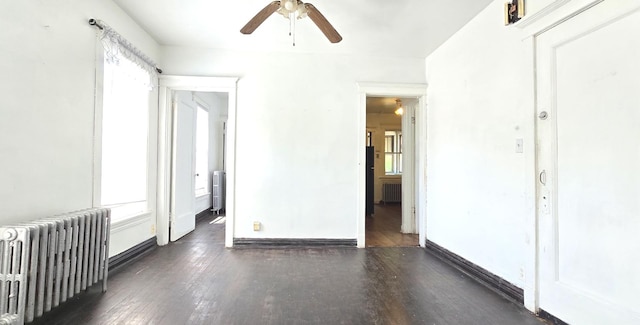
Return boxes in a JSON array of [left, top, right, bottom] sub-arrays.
[[382, 183, 402, 204], [0, 208, 110, 324]]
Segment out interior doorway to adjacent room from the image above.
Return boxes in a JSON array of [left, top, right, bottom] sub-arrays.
[[364, 96, 419, 247], [170, 90, 228, 242], [156, 76, 238, 248]]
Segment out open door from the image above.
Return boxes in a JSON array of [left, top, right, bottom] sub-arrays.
[[365, 146, 375, 216], [401, 101, 416, 234], [170, 95, 196, 241]]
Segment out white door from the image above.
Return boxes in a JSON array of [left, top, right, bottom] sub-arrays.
[[536, 1, 640, 324], [401, 102, 416, 233], [170, 97, 197, 241]]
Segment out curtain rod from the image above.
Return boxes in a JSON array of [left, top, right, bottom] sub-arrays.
[[88, 18, 104, 30], [88, 18, 163, 74]]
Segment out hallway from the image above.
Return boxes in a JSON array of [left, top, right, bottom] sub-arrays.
[[36, 213, 544, 325], [366, 204, 419, 247]]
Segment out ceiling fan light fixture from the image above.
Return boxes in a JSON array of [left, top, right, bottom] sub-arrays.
[[241, 1, 342, 44], [296, 5, 308, 19], [285, 0, 297, 11]]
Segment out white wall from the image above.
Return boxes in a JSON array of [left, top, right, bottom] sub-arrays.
[[424, 0, 535, 302], [162, 47, 425, 239], [0, 1, 160, 257], [366, 113, 402, 203]]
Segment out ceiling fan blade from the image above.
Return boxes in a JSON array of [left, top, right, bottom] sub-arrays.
[[304, 3, 342, 43], [240, 1, 281, 34]]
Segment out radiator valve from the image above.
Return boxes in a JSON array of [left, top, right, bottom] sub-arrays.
[[2, 229, 18, 241]]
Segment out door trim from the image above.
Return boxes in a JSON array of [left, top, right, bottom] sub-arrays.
[[356, 82, 427, 248], [158, 75, 238, 247]]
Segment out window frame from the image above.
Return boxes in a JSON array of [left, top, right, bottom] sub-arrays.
[[384, 130, 403, 175], [92, 44, 159, 224]]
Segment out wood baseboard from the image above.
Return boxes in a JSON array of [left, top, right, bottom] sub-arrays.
[[109, 237, 157, 272], [425, 239, 524, 304], [538, 309, 569, 325], [233, 238, 357, 247]]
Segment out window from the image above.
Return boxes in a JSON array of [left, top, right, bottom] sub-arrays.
[[385, 131, 402, 174], [99, 47, 154, 221], [194, 105, 209, 196]]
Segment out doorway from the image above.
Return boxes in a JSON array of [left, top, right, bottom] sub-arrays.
[[156, 76, 238, 248], [357, 83, 428, 248], [364, 96, 418, 247], [170, 90, 228, 242]]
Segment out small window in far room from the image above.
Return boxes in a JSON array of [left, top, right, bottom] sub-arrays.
[[385, 131, 402, 175]]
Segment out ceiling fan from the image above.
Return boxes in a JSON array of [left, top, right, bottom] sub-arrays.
[[240, 0, 342, 44]]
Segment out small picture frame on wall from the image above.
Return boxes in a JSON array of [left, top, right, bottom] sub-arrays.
[[504, 0, 525, 25]]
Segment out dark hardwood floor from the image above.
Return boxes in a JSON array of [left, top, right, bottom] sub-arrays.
[[35, 213, 545, 325], [366, 204, 419, 247]]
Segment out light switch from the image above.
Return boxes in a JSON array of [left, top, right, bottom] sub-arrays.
[[515, 138, 523, 153]]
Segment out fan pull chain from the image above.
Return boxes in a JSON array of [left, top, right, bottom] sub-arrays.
[[290, 12, 296, 46]]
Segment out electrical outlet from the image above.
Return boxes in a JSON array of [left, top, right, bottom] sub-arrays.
[[253, 221, 261, 231], [150, 224, 156, 234]]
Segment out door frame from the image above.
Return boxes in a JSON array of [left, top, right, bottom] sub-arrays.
[[357, 83, 428, 248], [157, 75, 238, 247]]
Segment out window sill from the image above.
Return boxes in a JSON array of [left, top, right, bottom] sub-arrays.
[[111, 211, 152, 233], [380, 175, 402, 179], [195, 192, 211, 199]]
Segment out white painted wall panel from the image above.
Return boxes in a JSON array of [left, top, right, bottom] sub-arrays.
[[162, 47, 425, 239], [425, 0, 535, 293]]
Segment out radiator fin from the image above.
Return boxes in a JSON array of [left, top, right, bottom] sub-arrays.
[[0, 208, 110, 324], [382, 183, 402, 203]]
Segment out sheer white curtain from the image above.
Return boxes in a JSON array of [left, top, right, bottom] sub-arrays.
[[99, 21, 157, 85], [97, 20, 158, 220]]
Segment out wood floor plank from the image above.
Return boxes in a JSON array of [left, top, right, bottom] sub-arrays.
[[366, 204, 419, 247], [33, 213, 545, 325]]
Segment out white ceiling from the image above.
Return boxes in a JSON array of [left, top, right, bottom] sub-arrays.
[[112, 0, 492, 58], [367, 97, 410, 114]]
